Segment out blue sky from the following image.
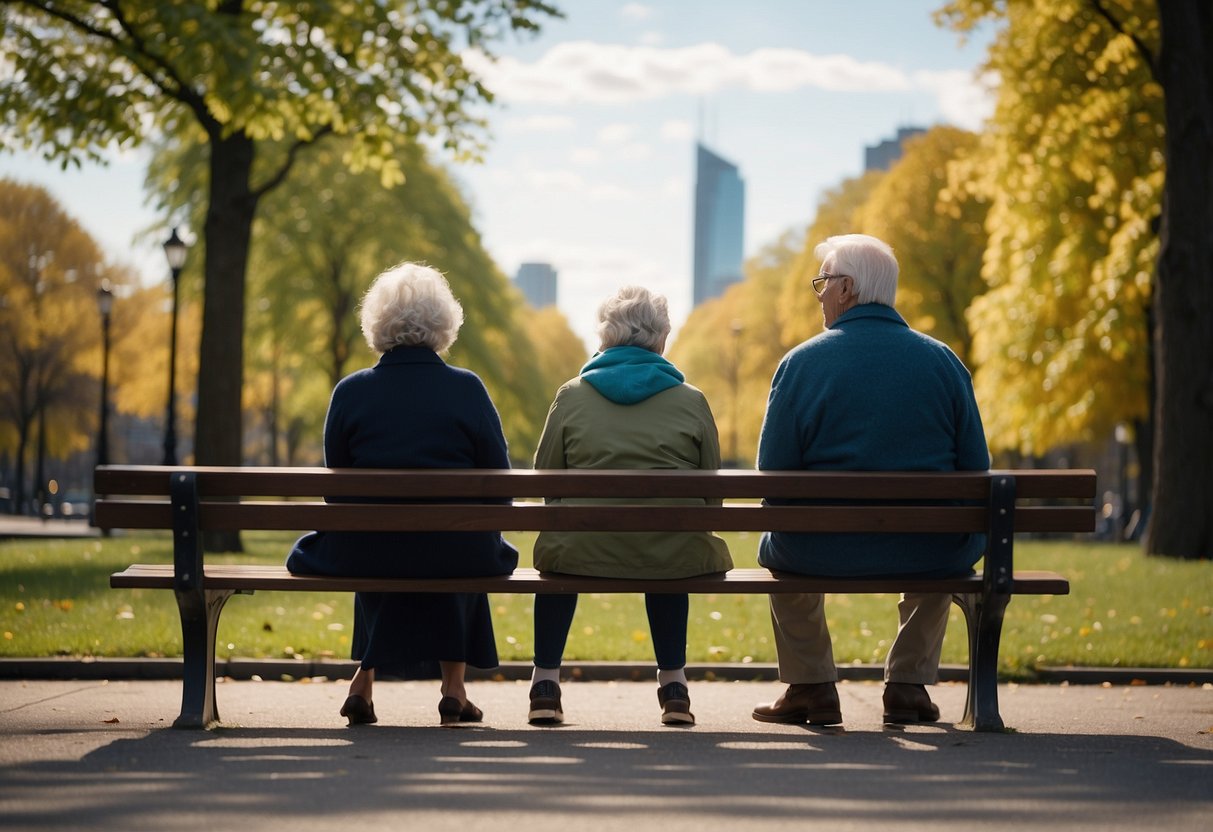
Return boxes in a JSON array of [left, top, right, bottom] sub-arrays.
[[0, 1, 995, 348]]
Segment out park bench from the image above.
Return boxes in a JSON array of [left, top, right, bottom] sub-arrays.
[[98, 465, 1095, 732]]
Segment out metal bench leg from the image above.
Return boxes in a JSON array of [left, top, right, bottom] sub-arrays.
[[173, 587, 235, 729], [953, 589, 1010, 732]]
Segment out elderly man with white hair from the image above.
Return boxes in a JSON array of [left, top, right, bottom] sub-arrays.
[[752, 233, 990, 727]]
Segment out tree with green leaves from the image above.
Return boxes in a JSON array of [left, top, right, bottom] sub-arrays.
[[150, 132, 577, 465], [939, 0, 1211, 559], [1, 0, 559, 545]]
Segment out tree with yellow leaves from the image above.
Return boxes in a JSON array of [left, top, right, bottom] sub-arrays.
[[939, 0, 1212, 559], [0, 180, 138, 512], [777, 172, 885, 349], [669, 230, 804, 466], [858, 126, 989, 366]]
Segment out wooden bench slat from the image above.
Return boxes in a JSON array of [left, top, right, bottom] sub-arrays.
[[110, 564, 1071, 596], [94, 501, 1094, 534], [95, 466, 1096, 501]]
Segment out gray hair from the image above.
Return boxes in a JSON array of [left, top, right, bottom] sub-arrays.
[[813, 234, 898, 306], [596, 285, 671, 352], [359, 262, 464, 354]]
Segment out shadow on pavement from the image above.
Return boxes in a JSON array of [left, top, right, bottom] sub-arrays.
[[2, 723, 1211, 829]]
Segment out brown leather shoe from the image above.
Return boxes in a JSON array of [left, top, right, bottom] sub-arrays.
[[882, 683, 941, 724], [752, 682, 842, 725]]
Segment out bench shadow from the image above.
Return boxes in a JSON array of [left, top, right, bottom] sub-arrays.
[[2, 723, 1211, 828]]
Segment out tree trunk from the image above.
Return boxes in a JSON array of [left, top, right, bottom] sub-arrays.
[[34, 405, 46, 517], [13, 417, 29, 516], [1146, 1, 1213, 559], [195, 132, 260, 552], [268, 345, 281, 467]]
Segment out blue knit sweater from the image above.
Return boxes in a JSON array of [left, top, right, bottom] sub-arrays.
[[757, 303, 990, 577]]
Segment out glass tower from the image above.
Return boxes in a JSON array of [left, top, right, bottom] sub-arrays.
[[692, 142, 745, 307]]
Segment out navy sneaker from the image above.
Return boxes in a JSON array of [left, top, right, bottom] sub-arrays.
[[528, 680, 564, 725], [658, 682, 695, 726]]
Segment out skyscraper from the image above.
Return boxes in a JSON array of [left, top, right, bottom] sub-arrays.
[[692, 142, 745, 307], [514, 262, 558, 308], [864, 126, 927, 172]]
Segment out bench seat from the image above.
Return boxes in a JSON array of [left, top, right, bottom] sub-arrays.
[[111, 563, 1071, 596]]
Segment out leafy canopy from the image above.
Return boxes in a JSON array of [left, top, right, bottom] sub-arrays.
[[1, 1, 559, 182]]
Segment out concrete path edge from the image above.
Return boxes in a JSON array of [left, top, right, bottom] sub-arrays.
[[2, 657, 1210, 686]]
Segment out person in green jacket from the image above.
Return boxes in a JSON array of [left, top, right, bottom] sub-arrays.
[[527, 285, 733, 727]]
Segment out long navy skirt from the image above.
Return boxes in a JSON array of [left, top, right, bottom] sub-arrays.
[[287, 530, 518, 680]]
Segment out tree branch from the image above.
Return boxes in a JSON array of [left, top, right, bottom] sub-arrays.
[[250, 126, 337, 201], [1088, 0, 1161, 82], [24, 1, 215, 130]]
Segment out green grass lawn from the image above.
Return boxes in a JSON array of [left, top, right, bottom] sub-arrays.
[[2, 530, 1210, 677]]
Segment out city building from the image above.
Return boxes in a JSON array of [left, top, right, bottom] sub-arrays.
[[864, 126, 927, 172], [692, 142, 745, 307], [514, 262, 558, 308]]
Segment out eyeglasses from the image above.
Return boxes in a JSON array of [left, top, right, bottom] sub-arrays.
[[812, 273, 848, 296]]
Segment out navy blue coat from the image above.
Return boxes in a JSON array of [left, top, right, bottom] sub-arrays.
[[287, 347, 518, 677]]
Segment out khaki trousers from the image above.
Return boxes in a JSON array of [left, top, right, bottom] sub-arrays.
[[767, 592, 952, 684]]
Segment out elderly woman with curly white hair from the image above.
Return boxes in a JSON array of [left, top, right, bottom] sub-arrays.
[[525, 286, 733, 727], [287, 262, 518, 727]]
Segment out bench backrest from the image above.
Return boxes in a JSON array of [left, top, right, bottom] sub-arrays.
[[94, 466, 1094, 535]]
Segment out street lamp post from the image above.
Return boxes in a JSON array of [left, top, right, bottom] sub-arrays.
[[91, 280, 115, 530], [1115, 423, 1132, 540], [728, 319, 743, 467], [162, 228, 189, 466], [96, 281, 114, 469]]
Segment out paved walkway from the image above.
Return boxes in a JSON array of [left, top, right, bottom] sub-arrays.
[[0, 514, 95, 539], [2, 678, 1210, 831]]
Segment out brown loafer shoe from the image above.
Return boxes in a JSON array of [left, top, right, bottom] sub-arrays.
[[882, 683, 941, 724], [753, 682, 841, 725]]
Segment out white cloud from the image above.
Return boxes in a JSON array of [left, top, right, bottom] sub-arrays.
[[659, 176, 686, 199], [614, 142, 652, 161], [492, 166, 639, 201], [569, 147, 602, 165], [913, 68, 999, 131], [638, 31, 663, 47], [501, 114, 577, 133], [464, 42, 915, 105], [621, 3, 654, 21], [660, 119, 694, 142], [741, 47, 910, 92], [597, 123, 637, 144]]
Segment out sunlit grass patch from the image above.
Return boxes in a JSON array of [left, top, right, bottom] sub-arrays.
[[2, 532, 1208, 676]]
